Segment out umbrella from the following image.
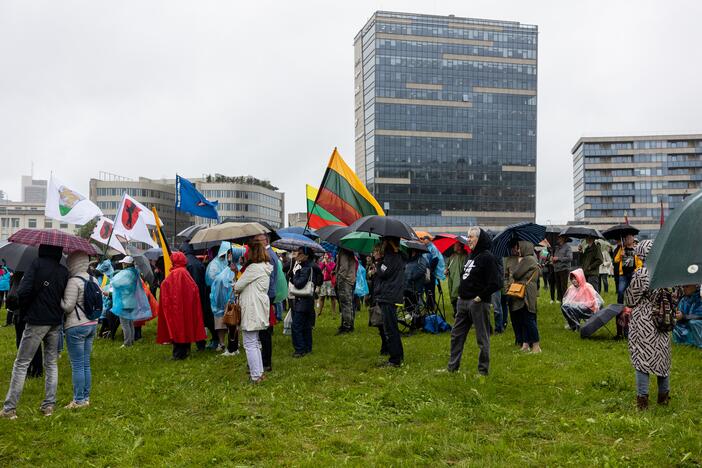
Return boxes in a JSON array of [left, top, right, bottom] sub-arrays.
[[277, 226, 319, 240], [126, 246, 155, 286], [544, 226, 563, 245], [647, 189, 702, 289], [415, 231, 432, 240], [580, 304, 623, 338], [350, 215, 418, 240], [190, 222, 270, 244], [491, 222, 546, 258], [317, 225, 354, 245], [602, 224, 640, 240], [559, 226, 603, 240], [177, 224, 209, 240], [339, 232, 381, 255], [433, 234, 471, 255], [0, 243, 41, 271], [8, 229, 99, 255], [272, 234, 325, 254], [402, 240, 428, 252], [142, 247, 163, 261]]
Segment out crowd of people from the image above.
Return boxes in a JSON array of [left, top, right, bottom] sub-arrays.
[[0, 223, 699, 419]]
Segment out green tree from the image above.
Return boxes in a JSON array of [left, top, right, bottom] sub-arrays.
[[75, 218, 98, 239]]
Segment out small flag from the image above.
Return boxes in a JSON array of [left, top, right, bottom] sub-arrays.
[[660, 200, 665, 227], [176, 175, 219, 220], [113, 194, 159, 248], [152, 207, 172, 277], [91, 216, 126, 254], [45, 175, 102, 225]]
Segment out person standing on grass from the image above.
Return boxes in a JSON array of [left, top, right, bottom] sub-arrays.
[[0, 262, 11, 325], [598, 240, 613, 294], [551, 235, 573, 302], [625, 240, 679, 410], [290, 247, 323, 357], [110, 256, 141, 348], [317, 252, 337, 316], [6, 272, 44, 379], [614, 234, 643, 304], [373, 238, 406, 367], [234, 243, 272, 383], [335, 247, 357, 334], [60, 252, 100, 409], [579, 236, 603, 293], [1, 245, 68, 419], [180, 242, 216, 350], [446, 242, 468, 318], [157, 252, 207, 360], [447, 227, 500, 376], [249, 233, 280, 373], [504, 245, 521, 344], [510, 241, 542, 353]]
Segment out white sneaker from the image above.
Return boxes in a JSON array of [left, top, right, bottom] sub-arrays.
[[550, 300, 554, 304], [564, 323, 571, 330]]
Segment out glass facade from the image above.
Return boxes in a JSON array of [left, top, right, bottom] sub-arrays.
[[354, 11, 537, 230], [572, 135, 702, 238]]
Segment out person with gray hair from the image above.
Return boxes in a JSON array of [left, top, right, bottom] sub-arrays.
[[447, 227, 500, 376]]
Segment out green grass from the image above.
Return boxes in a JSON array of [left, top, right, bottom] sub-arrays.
[[0, 281, 700, 466]]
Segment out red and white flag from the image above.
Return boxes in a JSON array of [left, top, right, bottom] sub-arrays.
[[113, 194, 159, 248], [91, 217, 126, 254]]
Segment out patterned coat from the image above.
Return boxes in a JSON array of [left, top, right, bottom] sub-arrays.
[[625, 240, 678, 377]]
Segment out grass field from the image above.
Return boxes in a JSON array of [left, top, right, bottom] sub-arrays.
[[0, 281, 700, 466]]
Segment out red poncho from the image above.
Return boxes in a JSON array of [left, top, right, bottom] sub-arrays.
[[157, 252, 207, 344]]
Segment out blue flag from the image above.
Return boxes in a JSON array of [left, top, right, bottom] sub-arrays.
[[176, 175, 219, 220]]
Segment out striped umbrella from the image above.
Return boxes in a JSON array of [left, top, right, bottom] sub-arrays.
[[491, 222, 546, 258]]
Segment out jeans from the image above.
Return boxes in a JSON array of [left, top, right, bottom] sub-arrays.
[[243, 330, 264, 380], [600, 274, 609, 293], [448, 298, 491, 375], [635, 370, 669, 396], [561, 304, 594, 330], [524, 311, 540, 344], [380, 302, 403, 365], [337, 281, 355, 331], [511, 306, 524, 345], [15, 320, 43, 377], [618, 274, 633, 304], [3, 324, 60, 411], [491, 291, 503, 332], [65, 324, 97, 403], [292, 309, 314, 354], [120, 317, 134, 346]]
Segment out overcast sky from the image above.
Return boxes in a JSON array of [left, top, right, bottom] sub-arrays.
[[1, 0, 700, 225]]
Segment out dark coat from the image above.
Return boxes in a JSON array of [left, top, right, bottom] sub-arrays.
[[459, 230, 500, 302], [404, 254, 427, 293], [17, 245, 69, 326], [374, 250, 406, 305], [580, 242, 603, 277], [291, 260, 323, 313]]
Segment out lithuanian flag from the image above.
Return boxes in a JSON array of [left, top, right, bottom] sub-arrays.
[[307, 148, 385, 228]]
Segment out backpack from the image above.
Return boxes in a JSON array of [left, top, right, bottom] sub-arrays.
[[73, 276, 103, 320]]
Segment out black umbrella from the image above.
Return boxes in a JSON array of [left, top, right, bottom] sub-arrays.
[[602, 224, 640, 240], [177, 224, 209, 240], [350, 215, 418, 240], [0, 242, 40, 271], [316, 225, 353, 245], [491, 222, 546, 258], [402, 240, 428, 252], [143, 247, 164, 261], [560, 226, 603, 240], [579, 304, 623, 338], [544, 226, 563, 245]]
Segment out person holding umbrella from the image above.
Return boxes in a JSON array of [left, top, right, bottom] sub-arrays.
[[373, 237, 406, 367], [289, 246, 323, 357], [511, 241, 542, 353], [552, 235, 573, 303], [613, 234, 642, 304]]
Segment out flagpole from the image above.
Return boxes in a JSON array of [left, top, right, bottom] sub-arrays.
[[101, 194, 126, 260]]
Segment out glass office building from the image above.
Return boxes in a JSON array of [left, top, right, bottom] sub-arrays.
[[354, 11, 538, 231], [572, 134, 702, 239]]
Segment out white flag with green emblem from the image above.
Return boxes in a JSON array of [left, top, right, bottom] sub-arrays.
[[45, 175, 103, 225]]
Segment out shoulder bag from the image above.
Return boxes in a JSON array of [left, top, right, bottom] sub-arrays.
[[223, 296, 241, 327], [289, 269, 314, 298], [506, 268, 539, 300]]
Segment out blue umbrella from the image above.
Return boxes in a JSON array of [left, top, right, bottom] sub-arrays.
[[277, 226, 319, 240], [491, 222, 546, 258], [272, 233, 325, 254]]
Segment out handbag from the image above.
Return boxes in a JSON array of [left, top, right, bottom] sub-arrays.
[[369, 304, 383, 327], [223, 298, 241, 327], [506, 269, 538, 300], [289, 269, 314, 298]]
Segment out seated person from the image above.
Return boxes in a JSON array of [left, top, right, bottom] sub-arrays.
[[404, 249, 428, 309], [673, 284, 702, 348], [561, 268, 604, 331]]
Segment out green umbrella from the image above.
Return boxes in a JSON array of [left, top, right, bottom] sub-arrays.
[[647, 189, 702, 288], [339, 231, 381, 255]]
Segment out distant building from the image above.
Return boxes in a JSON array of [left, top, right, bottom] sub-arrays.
[[354, 11, 538, 232], [21, 176, 47, 203], [0, 201, 77, 242], [288, 212, 307, 227], [572, 134, 702, 238]]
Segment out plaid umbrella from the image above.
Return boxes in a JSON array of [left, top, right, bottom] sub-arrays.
[[8, 229, 99, 255], [491, 222, 546, 258]]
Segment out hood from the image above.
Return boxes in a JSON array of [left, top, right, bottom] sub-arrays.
[[179, 242, 194, 256], [67, 252, 90, 276], [569, 268, 587, 288], [96, 259, 114, 278], [216, 241, 232, 259], [518, 240, 535, 257], [171, 251, 188, 269], [471, 229, 492, 256], [38, 244, 63, 262], [635, 239, 653, 261]]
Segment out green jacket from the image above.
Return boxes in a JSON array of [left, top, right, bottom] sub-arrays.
[[446, 252, 467, 300], [511, 241, 540, 313], [580, 242, 603, 277]]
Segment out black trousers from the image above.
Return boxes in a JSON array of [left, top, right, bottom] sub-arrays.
[[259, 326, 273, 369], [227, 325, 239, 353], [380, 302, 403, 365], [555, 270, 569, 302], [172, 342, 190, 360], [15, 320, 43, 377], [100, 311, 120, 339]]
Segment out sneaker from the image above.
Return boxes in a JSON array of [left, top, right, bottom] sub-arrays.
[[379, 361, 401, 368], [550, 300, 554, 304], [292, 352, 305, 358], [215, 344, 225, 352], [564, 323, 571, 330], [40, 405, 54, 417], [0, 409, 17, 420], [64, 400, 88, 409]]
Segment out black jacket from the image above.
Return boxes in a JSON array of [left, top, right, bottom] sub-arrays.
[[291, 260, 323, 313], [459, 230, 500, 302], [374, 250, 406, 305], [17, 245, 69, 326], [181, 242, 208, 309]]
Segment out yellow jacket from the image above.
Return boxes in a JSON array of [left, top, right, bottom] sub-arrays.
[[613, 247, 643, 275]]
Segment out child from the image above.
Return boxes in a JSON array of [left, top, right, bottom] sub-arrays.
[[561, 268, 604, 331]]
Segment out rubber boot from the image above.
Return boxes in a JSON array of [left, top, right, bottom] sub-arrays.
[[636, 394, 649, 410], [657, 392, 670, 406]]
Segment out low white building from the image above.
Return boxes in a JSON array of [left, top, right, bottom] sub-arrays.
[[0, 201, 78, 241]]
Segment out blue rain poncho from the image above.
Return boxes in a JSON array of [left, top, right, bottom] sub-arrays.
[[111, 266, 152, 321], [205, 241, 231, 286], [210, 267, 235, 318], [96, 259, 114, 317], [673, 290, 702, 348], [354, 264, 369, 297], [423, 242, 446, 281]]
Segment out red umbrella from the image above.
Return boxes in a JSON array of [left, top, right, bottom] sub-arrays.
[[433, 234, 471, 255], [8, 229, 100, 255]]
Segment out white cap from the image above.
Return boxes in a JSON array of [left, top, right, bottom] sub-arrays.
[[119, 256, 134, 264]]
